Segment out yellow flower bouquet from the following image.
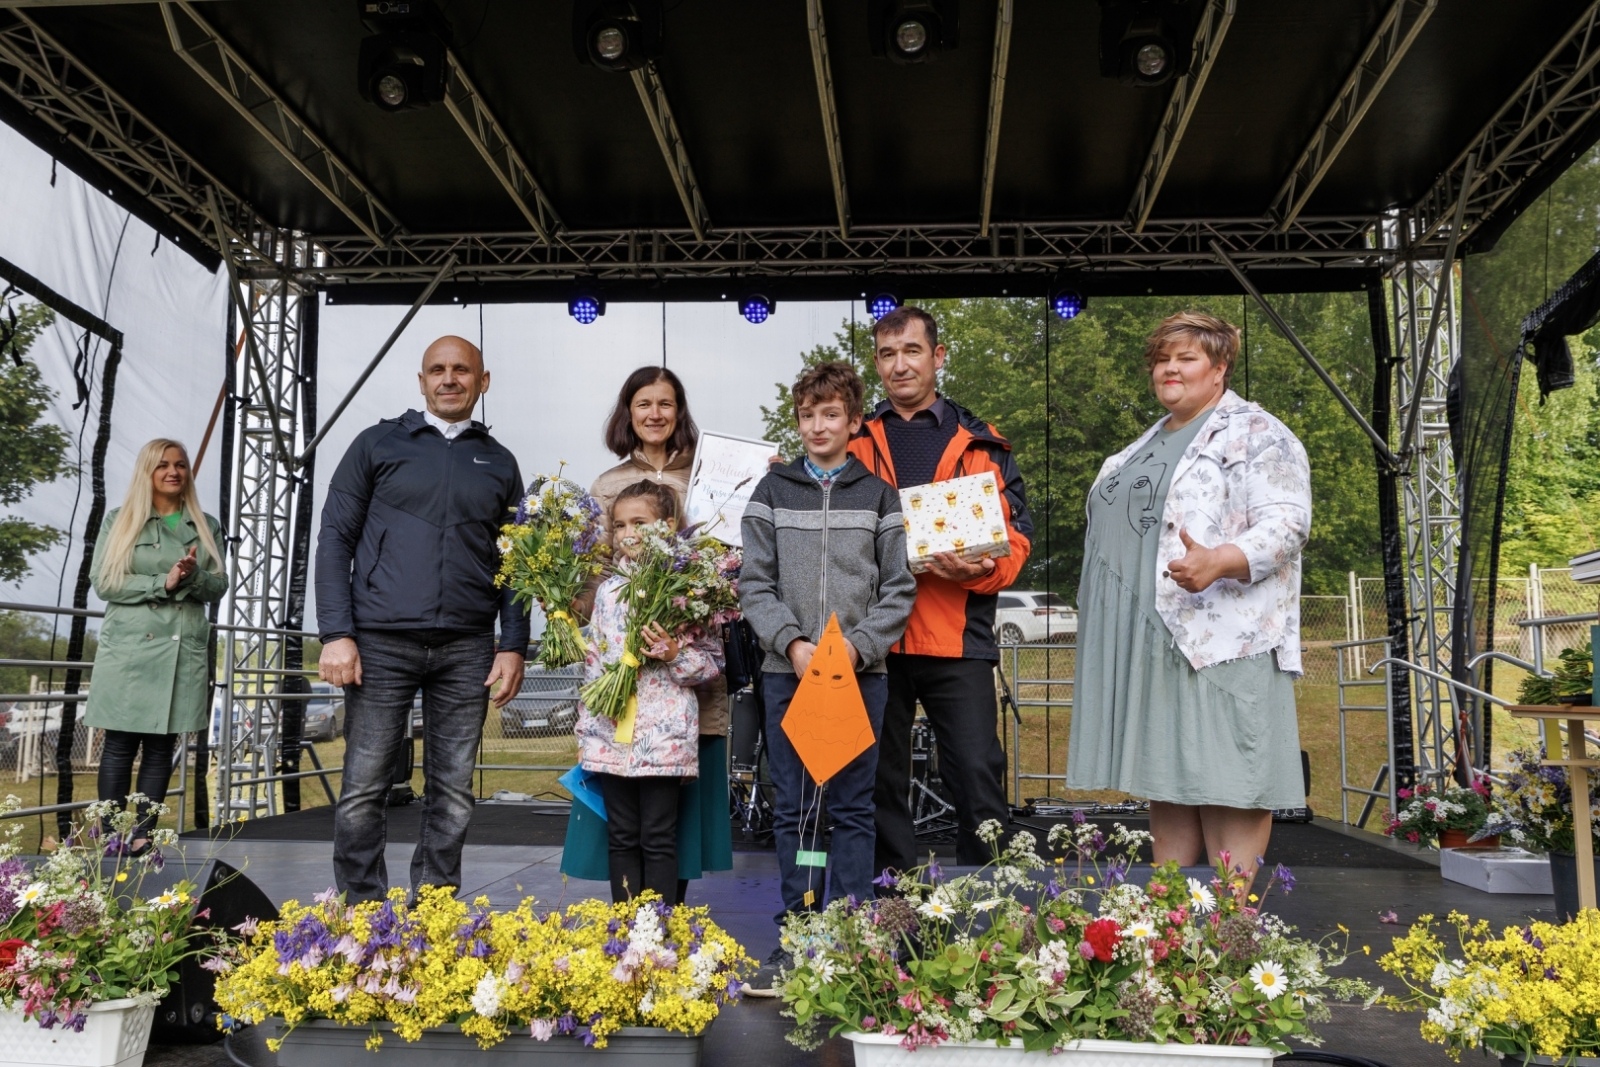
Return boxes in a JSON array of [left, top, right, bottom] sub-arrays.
[[212, 887, 752, 1051], [1380, 909, 1600, 1062]]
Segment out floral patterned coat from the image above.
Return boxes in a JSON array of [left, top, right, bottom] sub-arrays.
[[576, 575, 724, 778], [1088, 390, 1312, 674]]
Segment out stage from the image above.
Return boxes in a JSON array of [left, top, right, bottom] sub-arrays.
[[155, 804, 1563, 1067]]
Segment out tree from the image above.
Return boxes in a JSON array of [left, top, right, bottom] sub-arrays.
[[0, 301, 72, 582], [763, 294, 1383, 600]]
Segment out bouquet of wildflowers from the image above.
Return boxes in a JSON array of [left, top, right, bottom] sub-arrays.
[[1494, 745, 1600, 854], [496, 471, 607, 670], [0, 794, 234, 1029], [1383, 778, 1493, 847], [1381, 909, 1600, 1062], [213, 887, 752, 1051], [578, 521, 741, 724], [780, 817, 1372, 1053]]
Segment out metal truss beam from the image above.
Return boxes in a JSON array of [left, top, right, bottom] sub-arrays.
[[443, 50, 561, 243], [1410, 0, 1600, 244], [1127, 0, 1235, 233], [806, 0, 849, 238], [298, 215, 1395, 285], [1390, 254, 1462, 785], [631, 61, 711, 241], [0, 9, 269, 261], [1272, 0, 1435, 231], [978, 0, 1013, 238], [217, 228, 311, 821], [160, 0, 401, 245]]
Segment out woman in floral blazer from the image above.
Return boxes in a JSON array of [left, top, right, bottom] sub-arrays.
[[1066, 311, 1311, 887]]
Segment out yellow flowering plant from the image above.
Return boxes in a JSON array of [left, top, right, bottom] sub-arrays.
[[496, 471, 608, 670], [1380, 909, 1600, 1062], [212, 886, 753, 1051]]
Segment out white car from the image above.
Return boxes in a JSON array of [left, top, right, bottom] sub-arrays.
[[994, 591, 1077, 645]]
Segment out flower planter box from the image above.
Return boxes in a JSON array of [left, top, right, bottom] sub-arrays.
[[1439, 846, 1554, 894], [0, 998, 156, 1067], [843, 1033, 1277, 1067], [275, 1019, 705, 1067]]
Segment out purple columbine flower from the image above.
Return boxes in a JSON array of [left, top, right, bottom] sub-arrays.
[[1545, 967, 1559, 981], [1073, 810, 1087, 825], [873, 869, 897, 888], [1106, 860, 1128, 886], [556, 1013, 577, 1035], [603, 936, 627, 957], [147, 849, 165, 871], [1273, 864, 1295, 892], [927, 858, 943, 883]]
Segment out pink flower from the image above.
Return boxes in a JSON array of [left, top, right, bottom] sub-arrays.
[[861, 1016, 877, 1029], [1047, 916, 1067, 933], [898, 990, 922, 1012], [1077, 940, 1096, 960], [530, 1020, 556, 1041]]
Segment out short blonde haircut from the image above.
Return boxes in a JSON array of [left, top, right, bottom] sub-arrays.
[[1143, 311, 1240, 388]]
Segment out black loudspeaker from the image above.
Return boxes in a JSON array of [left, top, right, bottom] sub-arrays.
[[144, 858, 278, 1043]]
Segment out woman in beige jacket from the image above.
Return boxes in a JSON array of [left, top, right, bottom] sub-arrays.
[[561, 366, 732, 899]]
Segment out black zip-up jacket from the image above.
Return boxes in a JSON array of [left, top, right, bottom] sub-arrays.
[[315, 409, 530, 654]]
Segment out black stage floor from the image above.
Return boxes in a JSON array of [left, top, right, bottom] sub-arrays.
[[184, 802, 1434, 870]]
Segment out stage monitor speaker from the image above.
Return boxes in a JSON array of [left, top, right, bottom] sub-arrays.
[[141, 858, 278, 1044]]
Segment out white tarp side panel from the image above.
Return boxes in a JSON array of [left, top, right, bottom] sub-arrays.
[[0, 123, 227, 611]]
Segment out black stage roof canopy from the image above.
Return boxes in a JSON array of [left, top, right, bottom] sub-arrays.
[[3, 0, 1600, 303]]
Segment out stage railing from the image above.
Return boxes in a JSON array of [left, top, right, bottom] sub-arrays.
[[998, 641, 1075, 806], [1334, 637, 1395, 828]]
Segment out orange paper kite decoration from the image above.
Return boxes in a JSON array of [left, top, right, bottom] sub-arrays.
[[781, 613, 875, 784]]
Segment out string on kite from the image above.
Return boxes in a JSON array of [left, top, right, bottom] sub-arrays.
[[799, 774, 827, 907]]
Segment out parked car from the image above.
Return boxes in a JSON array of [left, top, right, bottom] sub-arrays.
[[500, 664, 583, 739], [300, 682, 345, 743], [994, 591, 1077, 645]]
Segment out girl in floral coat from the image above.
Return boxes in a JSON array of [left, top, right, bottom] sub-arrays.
[[576, 480, 724, 903]]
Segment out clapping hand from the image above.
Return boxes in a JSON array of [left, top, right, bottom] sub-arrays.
[[1166, 528, 1251, 594], [640, 621, 680, 662], [165, 545, 198, 591]]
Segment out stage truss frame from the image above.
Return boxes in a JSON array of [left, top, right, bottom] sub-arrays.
[[9, 2, 1600, 818]]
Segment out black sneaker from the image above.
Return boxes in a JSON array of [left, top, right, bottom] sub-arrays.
[[741, 946, 791, 999]]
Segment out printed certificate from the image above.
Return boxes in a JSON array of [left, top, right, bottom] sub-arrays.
[[685, 430, 777, 547]]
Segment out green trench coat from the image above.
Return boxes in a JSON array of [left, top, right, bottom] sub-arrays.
[[83, 508, 228, 735]]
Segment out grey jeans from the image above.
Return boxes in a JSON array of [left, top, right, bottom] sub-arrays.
[[333, 629, 494, 900]]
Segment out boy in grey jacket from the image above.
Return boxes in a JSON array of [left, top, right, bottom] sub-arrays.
[[739, 361, 916, 986]]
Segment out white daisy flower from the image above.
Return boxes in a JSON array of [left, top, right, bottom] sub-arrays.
[[496, 536, 513, 553], [1186, 877, 1216, 914], [917, 898, 957, 922], [1248, 960, 1287, 1001], [1126, 921, 1155, 940], [14, 882, 47, 907]]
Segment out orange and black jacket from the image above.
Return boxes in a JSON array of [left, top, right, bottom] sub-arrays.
[[848, 398, 1033, 661]]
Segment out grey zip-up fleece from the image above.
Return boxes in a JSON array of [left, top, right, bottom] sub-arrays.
[[739, 457, 917, 674]]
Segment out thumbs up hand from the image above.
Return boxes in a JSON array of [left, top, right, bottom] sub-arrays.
[[1166, 527, 1251, 594]]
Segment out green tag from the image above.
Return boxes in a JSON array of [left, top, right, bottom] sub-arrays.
[[796, 850, 828, 868]]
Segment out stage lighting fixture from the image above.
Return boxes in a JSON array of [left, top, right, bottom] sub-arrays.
[[869, 293, 901, 319], [738, 295, 775, 324], [568, 295, 606, 324], [1098, 1, 1192, 88], [868, 1, 958, 64], [357, 1, 451, 112], [1052, 290, 1087, 320], [572, 1, 665, 72]]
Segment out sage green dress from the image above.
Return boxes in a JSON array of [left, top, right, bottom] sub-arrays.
[[1065, 413, 1304, 810]]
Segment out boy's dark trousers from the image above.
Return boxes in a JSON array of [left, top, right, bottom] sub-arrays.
[[761, 669, 887, 930], [599, 774, 681, 903]]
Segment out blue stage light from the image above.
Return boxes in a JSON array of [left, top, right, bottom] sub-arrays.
[[869, 292, 901, 319], [739, 295, 774, 324], [568, 295, 604, 324], [1052, 290, 1086, 320]]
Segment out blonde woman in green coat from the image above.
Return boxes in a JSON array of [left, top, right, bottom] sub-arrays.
[[86, 439, 227, 849]]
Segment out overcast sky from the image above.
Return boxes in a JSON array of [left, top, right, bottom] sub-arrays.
[[0, 122, 857, 627]]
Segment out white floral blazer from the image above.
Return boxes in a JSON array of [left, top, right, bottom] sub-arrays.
[[1089, 390, 1312, 675], [576, 575, 724, 779]]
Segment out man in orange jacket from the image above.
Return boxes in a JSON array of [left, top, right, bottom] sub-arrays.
[[848, 306, 1033, 872]]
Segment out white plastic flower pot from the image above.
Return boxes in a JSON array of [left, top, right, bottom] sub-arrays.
[[274, 1019, 706, 1067], [844, 1032, 1278, 1067], [0, 998, 157, 1067]]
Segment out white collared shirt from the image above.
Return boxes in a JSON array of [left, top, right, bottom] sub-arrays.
[[423, 409, 470, 440]]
